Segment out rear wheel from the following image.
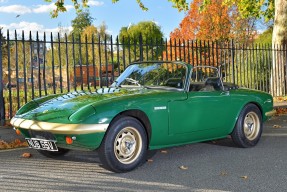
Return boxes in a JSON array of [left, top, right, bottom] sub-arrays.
[[37, 148, 70, 158], [99, 116, 147, 173], [231, 104, 262, 148]]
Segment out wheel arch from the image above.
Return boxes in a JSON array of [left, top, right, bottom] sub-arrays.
[[231, 101, 263, 147], [108, 109, 152, 147], [229, 101, 263, 135], [245, 102, 263, 117]]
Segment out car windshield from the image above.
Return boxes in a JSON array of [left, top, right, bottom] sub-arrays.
[[111, 62, 187, 90]]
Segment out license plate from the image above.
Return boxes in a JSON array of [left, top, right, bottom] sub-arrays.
[[25, 138, 58, 151]]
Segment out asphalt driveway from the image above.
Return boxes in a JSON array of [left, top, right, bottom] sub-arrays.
[[0, 115, 287, 192]]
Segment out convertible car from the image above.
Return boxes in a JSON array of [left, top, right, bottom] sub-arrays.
[[11, 61, 275, 172]]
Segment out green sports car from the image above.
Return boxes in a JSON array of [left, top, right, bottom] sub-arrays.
[[11, 61, 275, 172]]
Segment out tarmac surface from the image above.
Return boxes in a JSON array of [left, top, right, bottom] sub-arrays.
[[0, 103, 287, 192], [0, 113, 287, 192]]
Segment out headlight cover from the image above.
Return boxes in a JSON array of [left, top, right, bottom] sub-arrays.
[[69, 105, 96, 123]]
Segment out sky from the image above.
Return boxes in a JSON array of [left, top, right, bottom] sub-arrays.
[[0, 0, 191, 39]]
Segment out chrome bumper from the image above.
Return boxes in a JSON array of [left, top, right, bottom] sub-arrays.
[[10, 117, 108, 134]]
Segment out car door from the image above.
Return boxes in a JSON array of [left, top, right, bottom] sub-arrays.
[[168, 90, 230, 135], [168, 66, 232, 136]]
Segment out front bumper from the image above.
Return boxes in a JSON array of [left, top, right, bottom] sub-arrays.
[[11, 117, 109, 134], [11, 117, 108, 150]]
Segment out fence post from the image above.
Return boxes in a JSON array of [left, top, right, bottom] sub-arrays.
[[231, 40, 235, 84], [139, 34, 143, 61], [0, 29, 5, 125], [285, 44, 287, 95]]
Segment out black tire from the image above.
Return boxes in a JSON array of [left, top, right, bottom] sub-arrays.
[[99, 116, 148, 173], [231, 104, 263, 148], [37, 148, 70, 158]]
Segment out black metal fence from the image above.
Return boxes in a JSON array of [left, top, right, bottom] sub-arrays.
[[1, 30, 287, 124]]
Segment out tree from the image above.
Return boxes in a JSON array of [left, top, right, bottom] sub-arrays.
[[67, 9, 96, 82], [0, 28, 8, 72], [170, 0, 286, 96], [270, 0, 286, 96], [255, 28, 272, 45], [167, 0, 257, 67], [80, 22, 109, 65], [45, 0, 188, 17], [119, 21, 164, 61], [48, 0, 286, 96], [70, 10, 94, 41], [170, 0, 256, 43]]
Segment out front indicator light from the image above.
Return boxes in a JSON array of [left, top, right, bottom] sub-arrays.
[[66, 136, 76, 144], [66, 136, 73, 144]]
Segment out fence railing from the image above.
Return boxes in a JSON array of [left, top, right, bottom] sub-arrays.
[[0, 30, 286, 124]]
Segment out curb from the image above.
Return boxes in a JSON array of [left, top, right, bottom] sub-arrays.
[[274, 102, 287, 109]]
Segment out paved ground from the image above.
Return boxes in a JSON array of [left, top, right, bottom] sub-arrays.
[[0, 114, 287, 192], [0, 126, 24, 143]]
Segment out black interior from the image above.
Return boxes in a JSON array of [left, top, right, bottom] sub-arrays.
[[189, 77, 239, 92]]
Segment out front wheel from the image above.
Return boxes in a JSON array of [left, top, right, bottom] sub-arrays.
[[99, 116, 147, 173], [231, 104, 263, 148]]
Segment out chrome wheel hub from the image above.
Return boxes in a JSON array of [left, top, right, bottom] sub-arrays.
[[114, 127, 142, 164], [243, 112, 260, 140]]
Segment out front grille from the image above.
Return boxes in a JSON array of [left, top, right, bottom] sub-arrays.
[[29, 130, 56, 140]]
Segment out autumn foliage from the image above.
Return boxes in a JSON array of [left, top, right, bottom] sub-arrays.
[[0, 139, 28, 150], [163, 0, 257, 66], [170, 0, 257, 42]]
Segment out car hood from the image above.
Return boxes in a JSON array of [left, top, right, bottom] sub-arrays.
[[16, 87, 172, 122]]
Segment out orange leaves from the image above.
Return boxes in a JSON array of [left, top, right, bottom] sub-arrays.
[[0, 140, 9, 149], [170, 0, 256, 43], [273, 96, 287, 115], [275, 108, 287, 115], [273, 96, 287, 102], [0, 139, 28, 150], [22, 152, 32, 158], [171, 0, 232, 41]]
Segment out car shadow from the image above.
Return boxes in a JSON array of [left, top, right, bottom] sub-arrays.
[[54, 150, 101, 163], [57, 149, 157, 161], [204, 137, 237, 148]]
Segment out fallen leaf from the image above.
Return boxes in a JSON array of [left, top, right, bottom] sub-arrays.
[[220, 171, 228, 176], [240, 176, 248, 179], [0, 140, 9, 149], [276, 108, 287, 115], [147, 159, 153, 163], [22, 153, 32, 158], [179, 165, 188, 170], [160, 150, 168, 154], [14, 139, 21, 144], [0, 139, 28, 150], [273, 125, 282, 129]]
